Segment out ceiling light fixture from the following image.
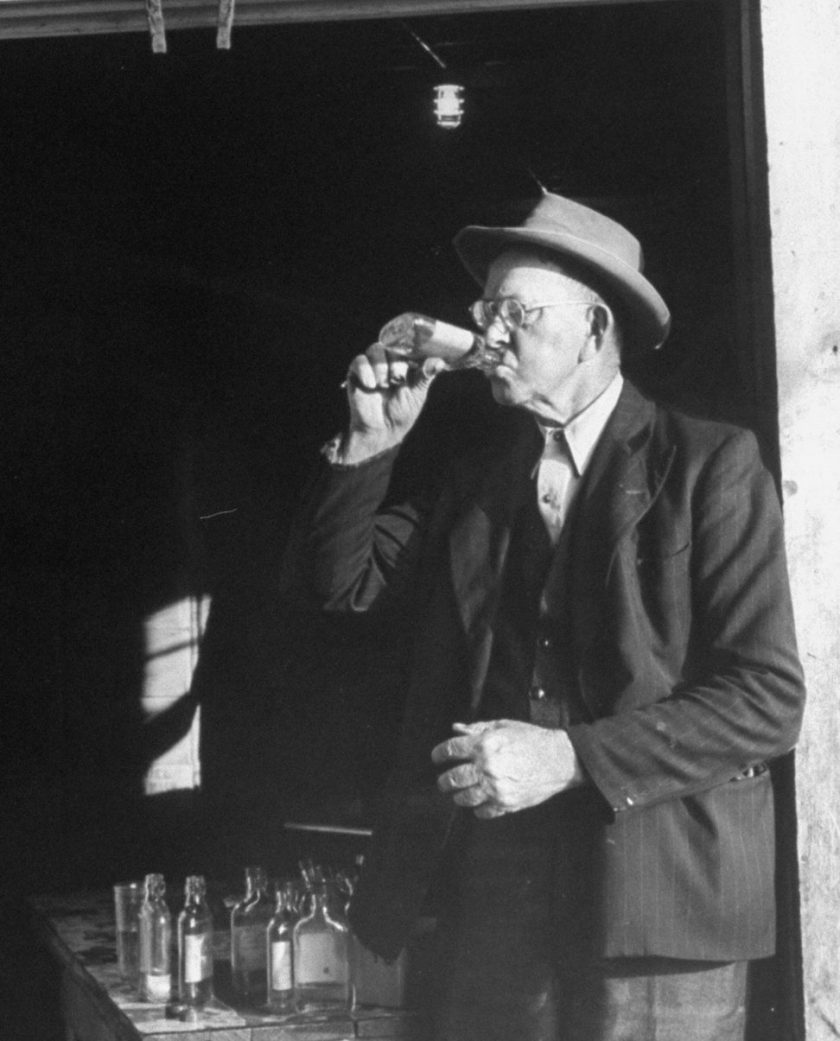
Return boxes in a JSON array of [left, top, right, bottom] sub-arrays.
[[401, 22, 466, 131], [434, 84, 465, 130]]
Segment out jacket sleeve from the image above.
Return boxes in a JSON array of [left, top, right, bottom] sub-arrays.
[[568, 427, 806, 813], [288, 447, 429, 615]]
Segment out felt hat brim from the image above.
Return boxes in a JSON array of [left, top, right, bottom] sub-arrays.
[[453, 197, 671, 351]]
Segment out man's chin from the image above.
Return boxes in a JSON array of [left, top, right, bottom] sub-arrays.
[[490, 376, 521, 407], [490, 385, 509, 405]]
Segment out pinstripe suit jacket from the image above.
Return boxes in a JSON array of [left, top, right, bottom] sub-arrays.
[[303, 381, 805, 963]]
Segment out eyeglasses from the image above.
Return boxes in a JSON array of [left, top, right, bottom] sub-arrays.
[[469, 296, 593, 332]]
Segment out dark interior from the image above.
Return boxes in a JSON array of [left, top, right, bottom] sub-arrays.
[[2, 3, 804, 1036], [3, 0, 750, 885], [2, 0, 748, 902]]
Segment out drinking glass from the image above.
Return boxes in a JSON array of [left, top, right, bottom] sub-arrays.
[[113, 881, 145, 983]]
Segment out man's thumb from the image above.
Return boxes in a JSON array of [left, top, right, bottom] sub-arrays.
[[418, 356, 449, 384]]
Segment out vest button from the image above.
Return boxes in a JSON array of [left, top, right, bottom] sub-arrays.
[[552, 429, 565, 442], [529, 685, 547, 701], [538, 636, 551, 650]]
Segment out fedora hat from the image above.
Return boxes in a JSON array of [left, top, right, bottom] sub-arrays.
[[453, 192, 671, 351]]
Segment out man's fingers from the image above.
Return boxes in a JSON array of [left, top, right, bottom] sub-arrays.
[[452, 720, 495, 736], [414, 356, 448, 385], [452, 786, 487, 808], [437, 762, 481, 792], [473, 803, 507, 820], [367, 342, 390, 388], [347, 353, 378, 391], [388, 358, 410, 385], [431, 735, 475, 765]]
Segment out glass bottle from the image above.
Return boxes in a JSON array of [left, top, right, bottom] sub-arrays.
[[230, 865, 274, 1004], [266, 882, 298, 1013], [378, 312, 502, 372], [177, 875, 214, 1009], [138, 872, 172, 1003], [292, 880, 351, 1013]]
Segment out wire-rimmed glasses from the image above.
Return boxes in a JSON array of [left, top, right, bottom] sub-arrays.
[[469, 296, 593, 332]]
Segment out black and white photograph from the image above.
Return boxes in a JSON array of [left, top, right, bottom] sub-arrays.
[[1, 2, 836, 1040]]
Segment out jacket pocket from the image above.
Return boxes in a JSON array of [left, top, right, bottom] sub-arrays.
[[634, 540, 692, 639]]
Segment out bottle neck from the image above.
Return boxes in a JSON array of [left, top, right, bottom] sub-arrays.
[[145, 873, 166, 903], [245, 867, 268, 899], [306, 882, 345, 924], [282, 884, 300, 917], [309, 887, 329, 914], [184, 875, 206, 908]]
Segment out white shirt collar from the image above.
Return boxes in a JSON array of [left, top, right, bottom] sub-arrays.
[[537, 372, 623, 476]]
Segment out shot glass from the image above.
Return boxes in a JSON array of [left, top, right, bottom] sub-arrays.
[[113, 881, 145, 984]]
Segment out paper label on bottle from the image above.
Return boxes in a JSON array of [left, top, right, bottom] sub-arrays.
[[183, 933, 212, 983], [142, 971, 171, 1002], [233, 925, 266, 970], [270, 940, 292, 991], [296, 934, 348, 985]]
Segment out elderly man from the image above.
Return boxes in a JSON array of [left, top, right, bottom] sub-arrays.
[[296, 193, 805, 1040]]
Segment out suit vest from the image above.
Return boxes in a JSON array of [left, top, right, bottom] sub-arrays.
[[478, 477, 588, 730]]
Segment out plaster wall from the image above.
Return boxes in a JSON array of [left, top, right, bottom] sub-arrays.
[[761, 1, 840, 1036]]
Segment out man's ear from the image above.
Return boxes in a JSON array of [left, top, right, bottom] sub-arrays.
[[589, 303, 611, 341], [580, 303, 611, 361]]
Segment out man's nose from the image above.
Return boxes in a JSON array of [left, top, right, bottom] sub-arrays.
[[483, 315, 511, 348]]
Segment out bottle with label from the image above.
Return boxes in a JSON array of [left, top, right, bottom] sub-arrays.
[[138, 873, 172, 1003], [292, 880, 351, 1013], [266, 882, 298, 1013], [378, 313, 503, 373], [177, 875, 214, 1009], [230, 865, 274, 1005]]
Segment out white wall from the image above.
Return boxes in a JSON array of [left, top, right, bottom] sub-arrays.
[[761, 1, 840, 1036]]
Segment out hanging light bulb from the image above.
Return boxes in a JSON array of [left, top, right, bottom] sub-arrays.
[[433, 84, 465, 129]]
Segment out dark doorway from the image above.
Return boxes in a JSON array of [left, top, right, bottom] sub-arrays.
[[2, 4, 796, 1037]]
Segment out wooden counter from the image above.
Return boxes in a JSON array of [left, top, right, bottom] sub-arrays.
[[28, 892, 422, 1041]]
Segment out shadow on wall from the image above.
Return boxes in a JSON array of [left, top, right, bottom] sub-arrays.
[[0, 246, 435, 894]]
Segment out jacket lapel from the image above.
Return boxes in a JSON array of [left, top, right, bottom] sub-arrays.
[[564, 382, 675, 673], [577, 388, 652, 563], [445, 383, 674, 715]]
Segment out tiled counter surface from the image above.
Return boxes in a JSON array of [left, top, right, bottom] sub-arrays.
[[28, 892, 422, 1041]]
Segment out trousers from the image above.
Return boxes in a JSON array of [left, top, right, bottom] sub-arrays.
[[430, 805, 748, 1041]]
